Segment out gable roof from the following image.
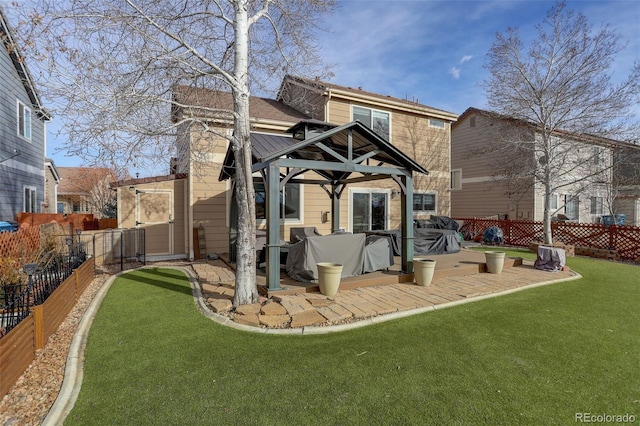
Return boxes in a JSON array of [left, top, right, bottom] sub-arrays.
[[278, 75, 458, 121], [454, 107, 637, 149], [219, 120, 428, 182], [0, 6, 51, 120], [57, 167, 115, 194], [172, 85, 309, 124]]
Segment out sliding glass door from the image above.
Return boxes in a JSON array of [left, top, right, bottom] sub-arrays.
[[351, 190, 388, 233]]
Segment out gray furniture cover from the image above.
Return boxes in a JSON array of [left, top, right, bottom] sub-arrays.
[[363, 235, 394, 273], [534, 246, 566, 271], [286, 234, 366, 282], [414, 228, 461, 255], [367, 227, 460, 256], [289, 227, 322, 243]]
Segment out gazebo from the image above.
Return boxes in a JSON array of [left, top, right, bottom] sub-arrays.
[[219, 119, 429, 291]]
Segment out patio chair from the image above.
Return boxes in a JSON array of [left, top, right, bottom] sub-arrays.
[[289, 226, 322, 243]]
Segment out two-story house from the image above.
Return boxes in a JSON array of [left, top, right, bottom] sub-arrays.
[[0, 7, 51, 221], [451, 107, 622, 224], [115, 76, 457, 261]]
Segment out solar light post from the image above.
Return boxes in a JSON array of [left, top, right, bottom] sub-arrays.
[[65, 237, 73, 272], [23, 262, 38, 304]]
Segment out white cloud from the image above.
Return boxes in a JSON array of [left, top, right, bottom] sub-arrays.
[[460, 55, 473, 64], [449, 67, 461, 80]]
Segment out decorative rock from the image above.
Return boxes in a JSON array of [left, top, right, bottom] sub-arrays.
[[260, 301, 287, 316], [201, 283, 219, 294], [235, 303, 262, 315], [234, 313, 260, 327], [259, 314, 290, 327], [207, 298, 233, 313], [290, 310, 327, 327]]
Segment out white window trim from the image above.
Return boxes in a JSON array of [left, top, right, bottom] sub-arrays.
[[428, 118, 445, 129], [351, 104, 392, 142], [348, 188, 391, 233], [24, 186, 37, 212], [414, 191, 437, 213], [451, 169, 462, 190], [17, 100, 32, 141], [255, 177, 305, 226]]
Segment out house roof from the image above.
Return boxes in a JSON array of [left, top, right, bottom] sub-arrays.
[[57, 167, 115, 194], [172, 85, 309, 124], [278, 75, 458, 121], [0, 7, 51, 120], [111, 173, 187, 189], [454, 107, 639, 149], [44, 158, 61, 182], [219, 120, 429, 182]]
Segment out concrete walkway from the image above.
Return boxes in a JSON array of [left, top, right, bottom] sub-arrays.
[[192, 253, 581, 332]]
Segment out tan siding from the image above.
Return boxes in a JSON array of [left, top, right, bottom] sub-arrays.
[[326, 98, 352, 124]]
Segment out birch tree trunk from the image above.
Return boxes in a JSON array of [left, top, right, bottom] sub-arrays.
[[231, 0, 258, 306]]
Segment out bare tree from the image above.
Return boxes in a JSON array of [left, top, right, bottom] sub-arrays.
[[14, 0, 335, 305], [483, 1, 639, 243]]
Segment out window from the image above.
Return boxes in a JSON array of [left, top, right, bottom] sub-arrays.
[[451, 169, 462, 190], [413, 193, 436, 212], [592, 147, 604, 165], [352, 105, 390, 141], [255, 182, 301, 221], [565, 195, 580, 220], [590, 196, 603, 215], [17, 101, 31, 140], [429, 118, 445, 129], [24, 187, 36, 212], [549, 194, 558, 210], [72, 201, 81, 212]]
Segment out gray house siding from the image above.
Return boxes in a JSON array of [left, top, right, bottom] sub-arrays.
[[0, 9, 47, 221]]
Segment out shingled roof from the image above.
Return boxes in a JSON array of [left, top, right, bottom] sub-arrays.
[[172, 85, 309, 123]]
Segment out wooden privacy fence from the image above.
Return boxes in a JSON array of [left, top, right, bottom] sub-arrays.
[[456, 218, 640, 262], [0, 258, 95, 399]]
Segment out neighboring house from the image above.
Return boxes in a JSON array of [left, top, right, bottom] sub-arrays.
[[0, 7, 51, 221], [115, 76, 457, 260], [451, 107, 623, 224], [612, 145, 640, 226], [57, 167, 117, 218], [43, 158, 61, 213]]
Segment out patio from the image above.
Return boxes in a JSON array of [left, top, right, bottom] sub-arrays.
[[194, 249, 580, 330]]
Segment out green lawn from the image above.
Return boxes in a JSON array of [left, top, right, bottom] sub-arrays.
[[66, 252, 640, 425]]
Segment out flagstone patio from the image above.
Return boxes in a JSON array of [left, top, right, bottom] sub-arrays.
[[192, 249, 580, 330]]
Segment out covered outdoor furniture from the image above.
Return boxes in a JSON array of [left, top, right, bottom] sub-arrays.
[[534, 246, 566, 271], [286, 233, 366, 282], [289, 226, 322, 243], [414, 228, 461, 255], [363, 235, 394, 273], [366, 220, 461, 256]]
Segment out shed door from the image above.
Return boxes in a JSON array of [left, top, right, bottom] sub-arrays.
[[136, 190, 173, 256]]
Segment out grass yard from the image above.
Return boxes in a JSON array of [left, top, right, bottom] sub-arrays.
[[66, 251, 640, 425]]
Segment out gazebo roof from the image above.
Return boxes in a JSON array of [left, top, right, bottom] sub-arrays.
[[219, 120, 428, 182]]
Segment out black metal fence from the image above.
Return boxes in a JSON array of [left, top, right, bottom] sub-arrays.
[[0, 228, 145, 338], [0, 240, 86, 337]]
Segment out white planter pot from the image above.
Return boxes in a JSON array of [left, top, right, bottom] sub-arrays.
[[485, 251, 506, 274], [317, 262, 343, 296], [414, 259, 436, 286]]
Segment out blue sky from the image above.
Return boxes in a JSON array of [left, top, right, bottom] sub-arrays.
[[43, 0, 639, 173]]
